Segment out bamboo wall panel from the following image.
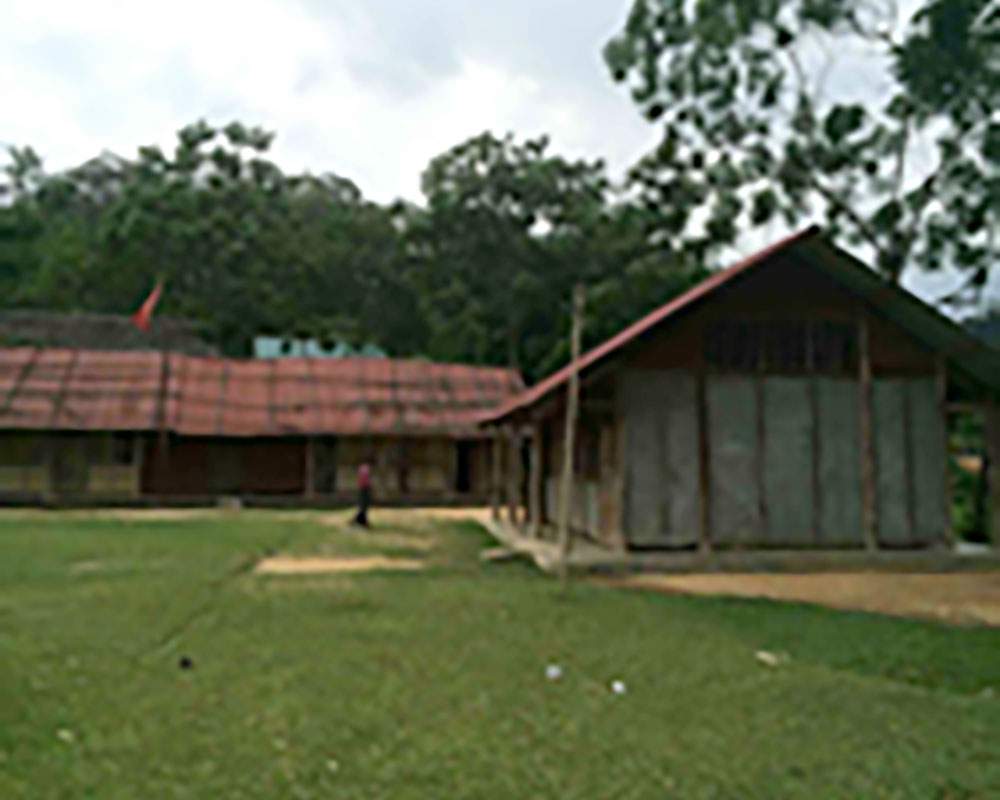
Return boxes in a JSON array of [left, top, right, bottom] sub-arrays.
[[874, 380, 910, 545], [909, 377, 948, 544], [622, 370, 670, 546], [817, 378, 864, 544], [707, 376, 758, 545], [763, 378, 814, 545]]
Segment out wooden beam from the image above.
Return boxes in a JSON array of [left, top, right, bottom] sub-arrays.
[[511, 426, 525, 530], [505, 424, 519, 526], [937, 357, 955, 547], [528, 423, 543, 538], [696, 368, 712, 554], [558, 284, 585, 582], [490, 428, 502, 521], [858, 314, 879, 551]]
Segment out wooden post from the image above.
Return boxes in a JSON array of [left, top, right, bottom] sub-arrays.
[[858, 314, 879, 550], [505, 424, 519, 526], [558, 284, 585, 581], [696, 368, 712, 554], [936, 357, 954, 547], [985, 401, 1000, 549], [490, 427, 502, 521], [511, 426, 526, 529], [304, 437, 316, 500], [529, 422, 543, 538]]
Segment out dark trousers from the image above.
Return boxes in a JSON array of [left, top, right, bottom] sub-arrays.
[[354, 487, 371, 527]]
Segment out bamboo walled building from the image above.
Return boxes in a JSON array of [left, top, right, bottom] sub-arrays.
[[483, 227, 1000, 551]]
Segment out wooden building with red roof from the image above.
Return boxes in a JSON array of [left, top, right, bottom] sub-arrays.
[[483, 227, 1000, 551], [0, 350, 522, 505]]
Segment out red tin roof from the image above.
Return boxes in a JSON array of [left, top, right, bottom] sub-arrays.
[[482, 227, 823, 423], [0, 350, 523, 438], [481, 224, 1000, 424]]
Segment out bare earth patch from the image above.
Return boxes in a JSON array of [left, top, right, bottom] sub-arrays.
[[254, 556, 424, 575], [605, 572, 1000, 626], [317, 507, 492, 528], [316, 532, 439, 553]]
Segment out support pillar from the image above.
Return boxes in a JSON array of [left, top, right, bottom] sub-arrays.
[[528, 422, 543, 538], [490, 428, 502, 521], [505, 424, 521, 527]]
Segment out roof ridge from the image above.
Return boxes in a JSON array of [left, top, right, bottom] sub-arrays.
[[483, 226, 823, 423]]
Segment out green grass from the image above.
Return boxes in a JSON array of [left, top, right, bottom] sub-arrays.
[[0, 510, 998, 799]]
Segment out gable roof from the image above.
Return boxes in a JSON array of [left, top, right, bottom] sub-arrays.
[[0, 350, 523, 438], [483, 226, 1000, 424]]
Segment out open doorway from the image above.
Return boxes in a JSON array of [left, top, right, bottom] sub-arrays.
[[455, 441, 473, 494]]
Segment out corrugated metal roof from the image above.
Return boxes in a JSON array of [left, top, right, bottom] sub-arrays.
[[0, 350, 523, 438], [482, 225, 1000, 424]]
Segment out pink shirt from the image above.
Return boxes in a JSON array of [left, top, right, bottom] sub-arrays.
[[357, 464, 371, 489]]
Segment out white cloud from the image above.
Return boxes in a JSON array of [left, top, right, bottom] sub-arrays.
[[0, 0, 655, 202]]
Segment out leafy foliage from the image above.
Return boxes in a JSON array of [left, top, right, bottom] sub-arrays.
[[1, 125, 704, 381], [403, 132, 705, 378], [604, 0, 1000, 289]]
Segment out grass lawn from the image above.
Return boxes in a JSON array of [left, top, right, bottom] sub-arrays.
[[0, 509, 998, 799]]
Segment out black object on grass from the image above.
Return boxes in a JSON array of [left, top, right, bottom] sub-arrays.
[[179, 656, 194, 670]]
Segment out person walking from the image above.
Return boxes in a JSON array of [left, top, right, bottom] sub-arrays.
[[353, 460, 372, 528]]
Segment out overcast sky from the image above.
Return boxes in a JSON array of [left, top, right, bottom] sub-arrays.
[[1, 0, 657, 203], [0, 0, 977, 307]]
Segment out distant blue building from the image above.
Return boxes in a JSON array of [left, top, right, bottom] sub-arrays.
[[253, 336, 387, 360]]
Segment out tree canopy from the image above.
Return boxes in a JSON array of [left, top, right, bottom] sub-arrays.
[[0, 124, 704, 382], [2, 0, 993, 380], [604, 0, 999, 293]]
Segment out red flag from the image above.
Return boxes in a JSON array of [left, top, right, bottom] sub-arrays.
[[131, 281, 163, 332]]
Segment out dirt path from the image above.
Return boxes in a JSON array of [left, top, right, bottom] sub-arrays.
[[604, 572, 1000, 626], [255, 556, 424, 575]]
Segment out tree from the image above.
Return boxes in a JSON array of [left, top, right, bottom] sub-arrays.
[[7, 122, 418, 356], [3, 123, 709, 380], [405, 132, 610, 376], [0, 147, 47, 302], [404, 132, 709, 382], [604, 0, 999, 294]]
